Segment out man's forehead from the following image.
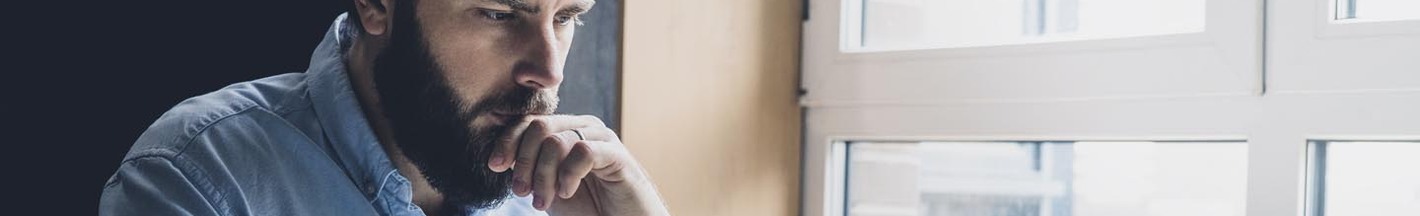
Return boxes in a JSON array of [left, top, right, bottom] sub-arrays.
[[483, 0, 596, 14]]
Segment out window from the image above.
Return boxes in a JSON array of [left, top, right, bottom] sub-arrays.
[[1272, 0, 1420, 92], [1333, 0, 1420, 22], [1306, 141, 1420, 216], [802, 0, 1420, 215], [846, 141, 1246, 216], [808, 0, 1258, 106], [854, 0, 1206, 51]]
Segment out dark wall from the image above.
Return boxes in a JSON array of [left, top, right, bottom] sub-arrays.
[[6, 0, 619, 214]]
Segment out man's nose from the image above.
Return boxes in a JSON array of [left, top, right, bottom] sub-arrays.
[[513, 24, 564, 90]]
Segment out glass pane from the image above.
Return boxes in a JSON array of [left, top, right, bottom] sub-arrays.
[[1335, 0, 1420, 22], [857, 0, 1206, 51], [845, 141, 1246, 216], [1310, 141, 1420, 216]]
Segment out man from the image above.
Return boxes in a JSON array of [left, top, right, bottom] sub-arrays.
[[99, 0, 668, 215]]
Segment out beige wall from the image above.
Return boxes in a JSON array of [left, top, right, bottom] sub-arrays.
[[621, 0, 803, 215]]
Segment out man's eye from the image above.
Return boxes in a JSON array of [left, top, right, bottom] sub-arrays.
[[480, 10, 516, 21], [554, 15, 581, 26]]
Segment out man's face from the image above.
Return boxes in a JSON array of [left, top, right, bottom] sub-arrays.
[[369, 0, 593, 212]]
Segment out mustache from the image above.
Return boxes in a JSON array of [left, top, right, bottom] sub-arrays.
[[478, 87, 559, 116]]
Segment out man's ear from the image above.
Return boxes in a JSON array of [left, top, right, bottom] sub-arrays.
[[354, 0, 396, 36]]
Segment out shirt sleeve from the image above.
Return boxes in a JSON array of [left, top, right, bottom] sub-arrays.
[[100, 156, 221, 216]]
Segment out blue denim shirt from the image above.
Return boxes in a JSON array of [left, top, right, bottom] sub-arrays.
[[99, 14, 542, 216]]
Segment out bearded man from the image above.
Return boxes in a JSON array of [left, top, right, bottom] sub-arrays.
[[99, 0, 667, 215]]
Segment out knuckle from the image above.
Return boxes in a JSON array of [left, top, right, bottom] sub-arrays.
[[529, 118, 551, 130], [580, 115, 606, 127], [573, 141, 594, 153], [497, 135, 516, 146], [516, 155, 536, 165], [543, 135, 567, 148], [532, 172, 551, 185], [537, 158, 557, 171], [599, 127, 621, 140], [516, 149, 538, 163], [534, 155, 556, 174]]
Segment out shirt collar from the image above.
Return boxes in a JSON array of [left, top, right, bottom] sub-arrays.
[[303, 13, 406, 203]]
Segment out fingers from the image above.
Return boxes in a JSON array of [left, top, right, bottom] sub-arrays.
[[508, 119, 546, 195], [538, 140, 616, 210], [492, 115, 598, 173], [531, 130, 579, 210], [491, 114, 624, 211], [488, 117, 534, 172], [557, 141, 596, 199], [508, 118, 551, 195], [513, 123, 571, 196]]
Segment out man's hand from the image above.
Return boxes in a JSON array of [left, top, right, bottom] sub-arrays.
[[486, 115, 669, 215]]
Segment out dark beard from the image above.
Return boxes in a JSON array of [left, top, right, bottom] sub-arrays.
[[369, 2, 557, 214]]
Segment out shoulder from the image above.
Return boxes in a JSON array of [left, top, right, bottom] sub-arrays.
[[112, 72, 318, 173], [121, 73, 311, 161], [102, 73, 319, 215], [103, 72, 329, 213]]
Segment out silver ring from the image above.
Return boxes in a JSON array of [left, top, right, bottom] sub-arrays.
[[570, 128, 586, 141]]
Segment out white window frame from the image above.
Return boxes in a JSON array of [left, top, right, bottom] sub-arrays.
[[1271, 0, 1420, 92], [799, 0, 1420, 216], [1303, 138, 1420, 216]]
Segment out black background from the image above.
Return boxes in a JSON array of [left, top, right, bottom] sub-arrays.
[[5, 0, 620, 214]]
